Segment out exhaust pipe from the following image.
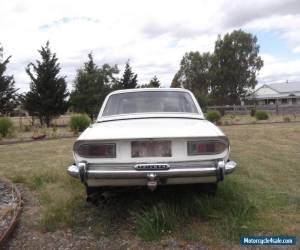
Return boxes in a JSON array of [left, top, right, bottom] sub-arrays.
[[147, 180, 158, 191]]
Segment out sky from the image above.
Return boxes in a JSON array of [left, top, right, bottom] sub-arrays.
[[1, 0, 300, 93]]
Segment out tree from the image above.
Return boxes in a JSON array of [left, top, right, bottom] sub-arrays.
[[114, 61, 138, 89], [171, 51, 212, 107], [25, 41, 69, 126], [210, 29, 263, 105], [0, 45, 19, 115], [139, 75, 161, 88], [148, 75, 160, 87], [70, 53, 119, 120], [21, 91, 38, 124]]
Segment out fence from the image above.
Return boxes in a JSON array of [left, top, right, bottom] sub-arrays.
[[10, 115, 72, 128], [207, 104, 300, 115]]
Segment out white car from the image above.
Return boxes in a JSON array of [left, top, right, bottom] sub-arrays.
[[67, 88, 236, 200]]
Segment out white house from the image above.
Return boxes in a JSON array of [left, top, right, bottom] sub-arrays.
[[246, 82, 300, 105]]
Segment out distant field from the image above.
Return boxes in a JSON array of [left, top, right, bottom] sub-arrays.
[[10, 115, 72, 127], [4, 113, 300, 143], [9, 113, 300, 128], [221, 113, 300, 124], [0, 123, 299, 249]]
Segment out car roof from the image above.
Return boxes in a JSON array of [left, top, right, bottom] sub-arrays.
[[109, 88, 192, 95]]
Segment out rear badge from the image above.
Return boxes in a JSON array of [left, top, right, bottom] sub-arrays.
[[134, 163, 170, 171]]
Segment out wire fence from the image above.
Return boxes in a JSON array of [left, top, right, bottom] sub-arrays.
[[207, 104, 300, 115]]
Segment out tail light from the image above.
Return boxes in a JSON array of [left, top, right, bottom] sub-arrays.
[[74, 141, 116, 158], [187, 138, 228, 155]]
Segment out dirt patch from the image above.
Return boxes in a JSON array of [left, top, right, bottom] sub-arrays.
[[0, 135, 76, 146], [0, 180, 22, 247]]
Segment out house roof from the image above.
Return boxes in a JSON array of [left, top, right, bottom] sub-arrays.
[[267, 82, 300, 93], [248, 93, 298, 100], [246, 81, 300, 99]]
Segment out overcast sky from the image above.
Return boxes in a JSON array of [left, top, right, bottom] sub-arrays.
[[1, 0, 300, 92]]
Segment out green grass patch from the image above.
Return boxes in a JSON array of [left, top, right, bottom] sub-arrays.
[[38, 182, 86, 231], [27, 169, 61, 190], [134, 180, 257, 241]]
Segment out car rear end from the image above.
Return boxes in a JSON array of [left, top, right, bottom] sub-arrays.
[[66, 88, 237, 199], [68, 135, 236, 190]]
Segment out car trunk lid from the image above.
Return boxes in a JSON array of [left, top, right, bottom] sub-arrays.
[[78, 117, 224, 141]]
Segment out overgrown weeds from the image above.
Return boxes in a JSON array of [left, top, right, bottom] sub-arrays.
[[134, 181, 256, 241]]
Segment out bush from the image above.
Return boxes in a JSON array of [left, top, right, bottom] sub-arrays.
[[0, 117, 14, 137], [217, 108, 225, 117], [255, 110, 269, 120], [250, 108, 256, 117], [24, 125, 32, 132], [195, 93, 212, 112], [69, 114, 91, 132], [206, 110, 221, 123], [283, 116, 291, 122]]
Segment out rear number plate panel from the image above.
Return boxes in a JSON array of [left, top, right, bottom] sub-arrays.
[[131, 141, 171, 157]]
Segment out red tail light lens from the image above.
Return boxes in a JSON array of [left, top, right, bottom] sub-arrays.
[[74, 142, 116, 158], [187, 140, 228, 155]]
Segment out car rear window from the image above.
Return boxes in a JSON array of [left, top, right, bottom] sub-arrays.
[[102, 91, 198, 116]]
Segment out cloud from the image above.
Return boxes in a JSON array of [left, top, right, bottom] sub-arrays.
[[293, 45, 300, 53], [141, 22, 211, 39], [222, 0, 300, 28], [39, 16, 99, 30], [1, 0, 300, 93], [258, 54, 300, 83]]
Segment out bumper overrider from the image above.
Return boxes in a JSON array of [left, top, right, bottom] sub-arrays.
[[67, 160, 237, 188]]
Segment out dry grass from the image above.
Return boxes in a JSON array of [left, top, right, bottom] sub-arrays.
[[10, 115, 72, 127], [0, 123, 299, 248], [5, 114, 300, 142], [0, 126, 74, 143], [1, 115, 78, 142], [221, 113, 300, 125]]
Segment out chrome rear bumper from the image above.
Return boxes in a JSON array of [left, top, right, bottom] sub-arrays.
[[67, 160, 237, 187]]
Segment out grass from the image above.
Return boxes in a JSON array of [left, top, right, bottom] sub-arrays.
[[0, 126, 73, 142], [0, 123, 299, 248], [221, 113, 300, 125], [132, 181, 257, 242], [10, 115, 72, 127]]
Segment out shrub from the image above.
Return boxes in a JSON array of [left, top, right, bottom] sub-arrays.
[[206, 110, 221, 123], [69, 114, 91, 132], [23, 125, 32, 132], [283, 116, 291, 122], [0, 117, 14, 137], [255, 110, 269, 120], [250, 108, 256, 117], [217, 108, 225, 117]]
